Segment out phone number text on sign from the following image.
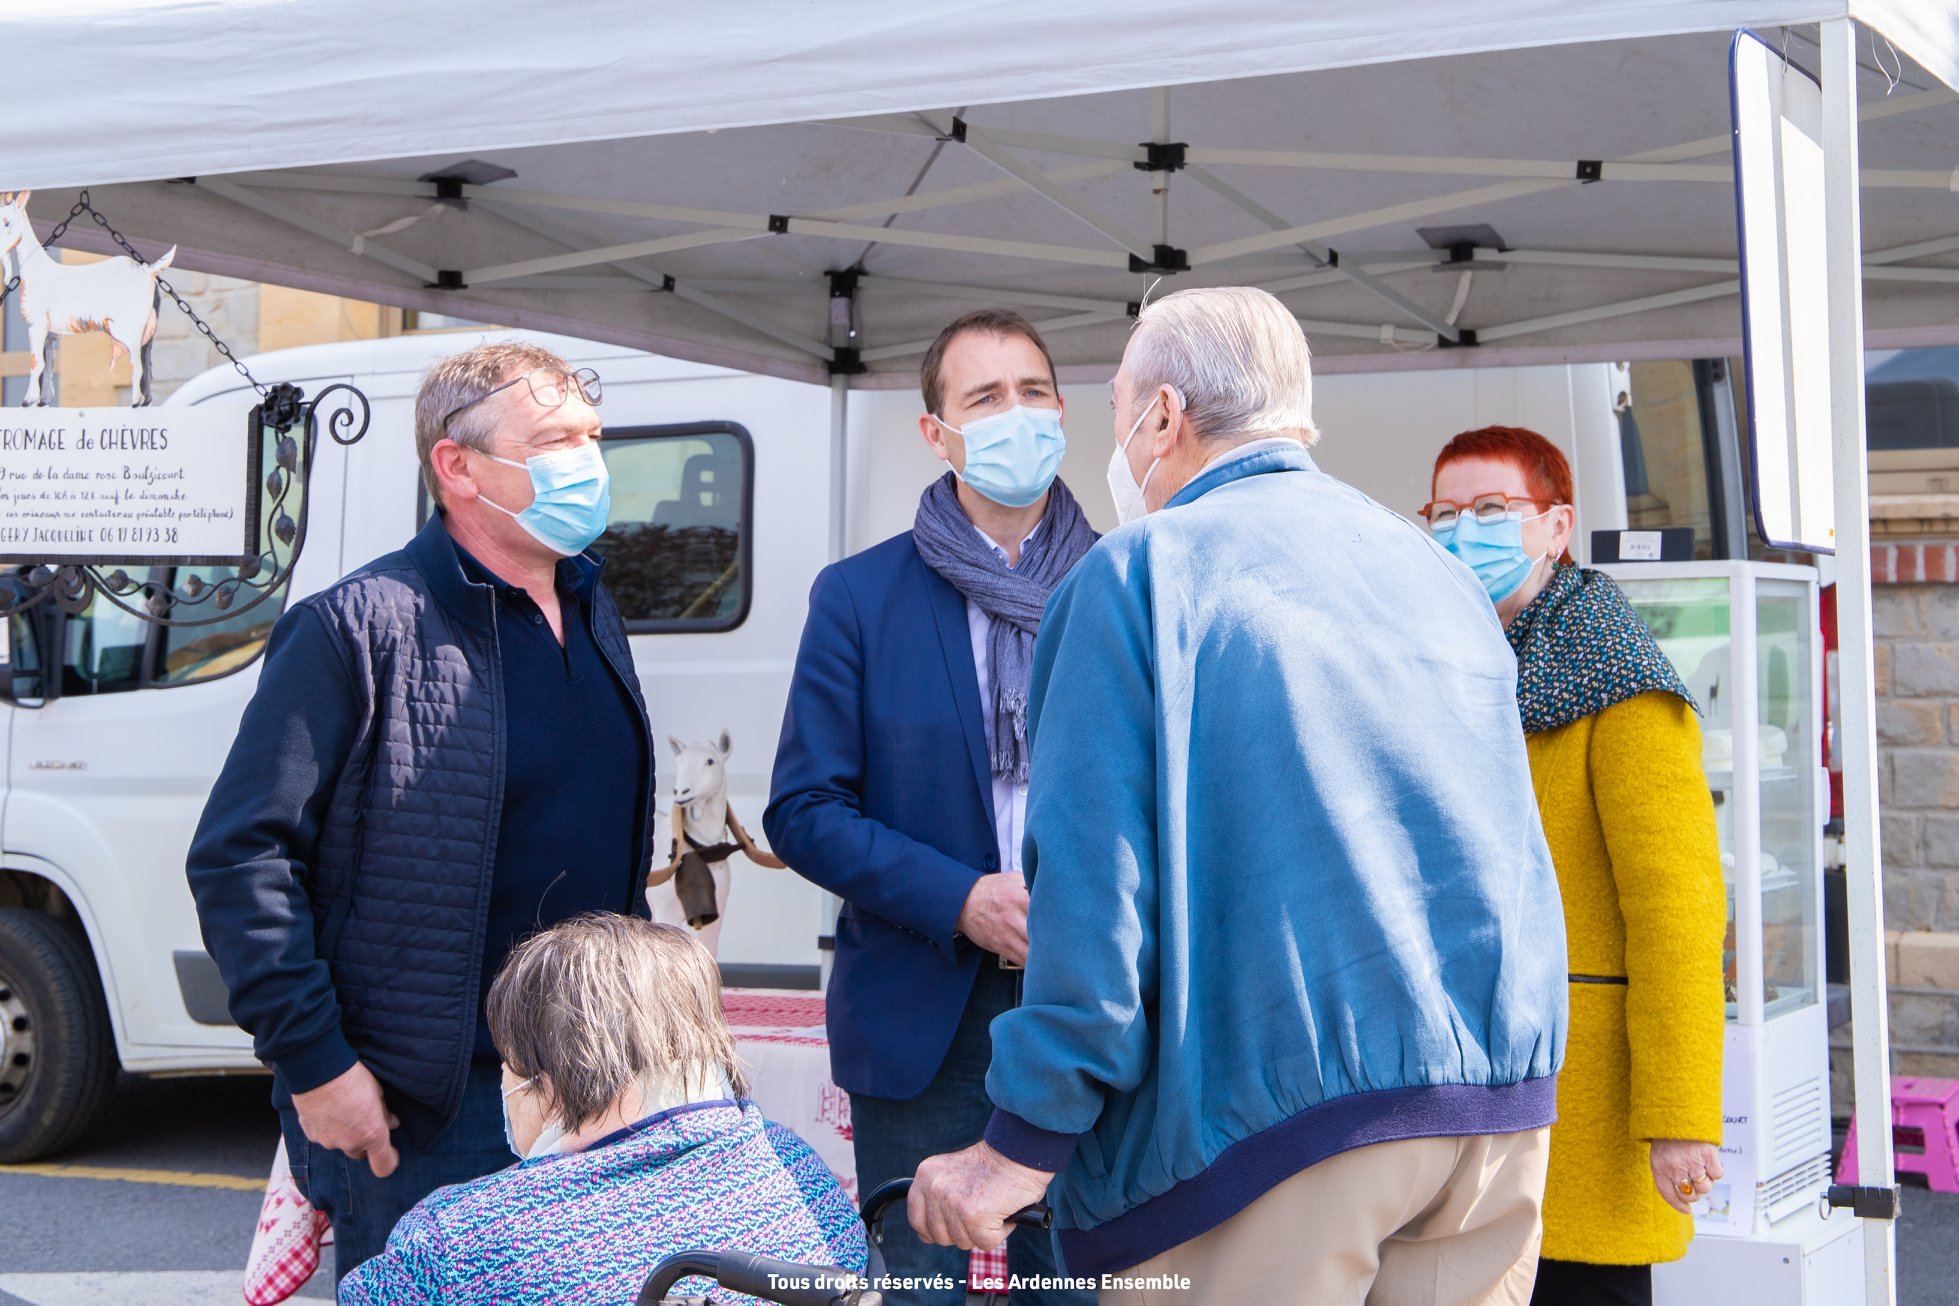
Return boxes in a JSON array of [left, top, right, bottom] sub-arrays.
[[0, 408, 260, 564]]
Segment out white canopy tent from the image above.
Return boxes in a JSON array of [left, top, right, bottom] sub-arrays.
[[1, 2, 1956, 385], [4, 4, 1952, 1302]]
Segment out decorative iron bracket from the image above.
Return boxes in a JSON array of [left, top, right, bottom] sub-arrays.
[[0, 382, 370, 627], [0, 191, 371, 632]]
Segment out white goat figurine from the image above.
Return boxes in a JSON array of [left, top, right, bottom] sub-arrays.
[[645, 730, 785, 959], [0, 192, 176, 406]]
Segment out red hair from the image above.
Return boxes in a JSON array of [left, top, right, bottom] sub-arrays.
[[1431, 424, 1575, 563]]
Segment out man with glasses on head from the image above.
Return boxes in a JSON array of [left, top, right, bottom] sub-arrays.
[[186, 341, 656, 1281]]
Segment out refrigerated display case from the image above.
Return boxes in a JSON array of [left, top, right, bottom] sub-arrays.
[[1600, 560, 1832, 1235]]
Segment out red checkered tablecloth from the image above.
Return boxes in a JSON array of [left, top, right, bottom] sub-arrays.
[[721, 989, 828, 1033], [723, 988, 857, 1203]]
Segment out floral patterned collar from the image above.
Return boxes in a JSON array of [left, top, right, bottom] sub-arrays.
[[1505, 564, 1696, 735]]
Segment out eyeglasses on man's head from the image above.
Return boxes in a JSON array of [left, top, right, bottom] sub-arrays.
[[442, 366, 603, 432]]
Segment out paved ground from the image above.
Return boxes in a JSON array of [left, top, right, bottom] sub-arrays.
[[1, 1078, 1958, 1304], [1900, 1186, 1959, 1305], [0, 1075, 332, 1304]]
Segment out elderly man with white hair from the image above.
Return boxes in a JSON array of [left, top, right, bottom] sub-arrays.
[[908, 287, 1569, 1305]]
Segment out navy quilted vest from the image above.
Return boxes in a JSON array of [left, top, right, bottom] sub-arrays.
[[306, 518, 655, 1128]]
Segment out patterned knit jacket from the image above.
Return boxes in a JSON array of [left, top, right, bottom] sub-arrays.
[[341, 1102, 867, 1305]]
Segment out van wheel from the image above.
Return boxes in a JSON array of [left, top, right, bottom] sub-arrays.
[[0, 909, 117, 1162]]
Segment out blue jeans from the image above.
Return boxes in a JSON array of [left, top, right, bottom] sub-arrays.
[[849, 962, 1093, 1306], [279, 1058, 512, 1283]]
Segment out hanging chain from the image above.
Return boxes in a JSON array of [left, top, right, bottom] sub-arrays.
[[0, 191, 373, 629], [0, 197, 81, 366], [31, 190, 268, 398]]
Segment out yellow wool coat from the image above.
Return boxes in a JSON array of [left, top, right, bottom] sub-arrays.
[[1525, 689, 1726, 1266]]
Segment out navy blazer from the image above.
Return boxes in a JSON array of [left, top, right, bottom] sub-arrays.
[[765, 531, 1000, 1101]]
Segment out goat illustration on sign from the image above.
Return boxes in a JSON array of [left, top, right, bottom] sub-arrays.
[[0, 192, 176, 406], [646, 730, 786, 958]]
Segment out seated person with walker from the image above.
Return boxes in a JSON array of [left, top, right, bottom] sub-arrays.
[[341, 915, 866, 1305]]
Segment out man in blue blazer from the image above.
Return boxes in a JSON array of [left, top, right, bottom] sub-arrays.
[[766, 310, 1097, 1305]]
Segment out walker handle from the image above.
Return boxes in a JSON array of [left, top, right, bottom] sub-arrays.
[[859, 1176, 1053, 1233], [637, 1250, 858, 1306], [715, 1251, 862, 1306]]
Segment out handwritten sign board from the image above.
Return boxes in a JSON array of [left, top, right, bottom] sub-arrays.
[[0, 408, 260, 565]]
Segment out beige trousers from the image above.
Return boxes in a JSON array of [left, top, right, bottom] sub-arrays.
[[1097, 1128, 1551, 1306]]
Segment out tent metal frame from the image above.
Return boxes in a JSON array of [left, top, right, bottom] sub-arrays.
[[182, 76, 1959, 380]]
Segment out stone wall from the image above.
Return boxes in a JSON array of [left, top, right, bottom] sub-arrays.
[[43, 261, 396, 406], [1874, 565, 1959, 940], [1833, 543, 1959, 1105]]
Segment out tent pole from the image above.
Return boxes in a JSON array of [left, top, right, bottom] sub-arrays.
[[960, 132, 1153, 257], [476, 200, 835, 359], [859, 312, 1125, 363], [1151, 87, 1172, 248], [195, 176, 440, 282], [1186, 164, 1463, 340], [817, 371, 851, 990], [857, 275, 1131, 314], [1822, 17, 1897, 1305], [828, 374, 849, 563], [1475, 281, 1739, 343]]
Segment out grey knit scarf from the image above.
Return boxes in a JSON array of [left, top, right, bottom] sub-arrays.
[[912, 473, 1098, 782]]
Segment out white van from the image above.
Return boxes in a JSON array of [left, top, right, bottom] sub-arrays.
[[0, 327, 1724, 1160]]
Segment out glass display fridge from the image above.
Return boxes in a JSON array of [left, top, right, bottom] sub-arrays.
[[1600, 560, 1832, 1236]]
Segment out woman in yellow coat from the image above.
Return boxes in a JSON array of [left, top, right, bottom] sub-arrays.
[[1427, 426, 1727, 1306]]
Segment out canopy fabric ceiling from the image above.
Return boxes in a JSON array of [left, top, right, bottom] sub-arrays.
[[4, 1, 1959, 385]]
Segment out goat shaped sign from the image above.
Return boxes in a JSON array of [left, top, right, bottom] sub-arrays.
[[0, 192, 259, 567]]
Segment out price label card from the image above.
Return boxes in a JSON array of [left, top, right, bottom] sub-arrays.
[[1620, 531, 1663, 562]]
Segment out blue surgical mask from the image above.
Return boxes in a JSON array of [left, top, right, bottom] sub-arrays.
[[934, 405, 1065, 508], [1433, 510, 1552, 602], [480, 443, 612, 557]]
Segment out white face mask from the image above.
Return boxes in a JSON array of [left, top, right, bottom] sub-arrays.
[[502, 1076, 568, 1160], [501, 1065, 735, 1161], [1106, 390, 1170, 526]]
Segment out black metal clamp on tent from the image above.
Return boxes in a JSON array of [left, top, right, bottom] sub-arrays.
[[827, 269, 866, 376], [0, 192, 371, 631], [1127, 245, 1189, 275], [1826, 1183, 1903, 1220]]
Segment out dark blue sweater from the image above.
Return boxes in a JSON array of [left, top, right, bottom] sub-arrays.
[[455, 548, 646, 1056]]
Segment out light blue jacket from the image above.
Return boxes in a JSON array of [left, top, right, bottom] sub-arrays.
[[982, 442, 1567, 1275]]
